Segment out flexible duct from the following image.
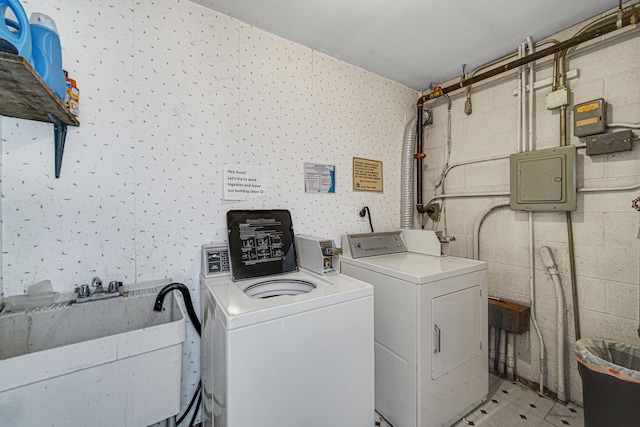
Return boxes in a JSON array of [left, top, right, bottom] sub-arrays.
[[401, 110, 431, 229]]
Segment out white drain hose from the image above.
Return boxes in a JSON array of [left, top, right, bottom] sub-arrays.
[[540, 246, 566, 402]]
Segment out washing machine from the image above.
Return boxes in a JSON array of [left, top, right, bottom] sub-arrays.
[[340, 229, 488, 427], [200, 210, 374, 427]]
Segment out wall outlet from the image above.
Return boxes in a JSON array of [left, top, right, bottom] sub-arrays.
[[355, 208, 366, 221]]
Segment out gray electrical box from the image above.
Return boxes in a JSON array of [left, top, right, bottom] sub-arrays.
[[574, 99, 606, 137], [510, 146, 577, 212], [586, 130, 633, 156]]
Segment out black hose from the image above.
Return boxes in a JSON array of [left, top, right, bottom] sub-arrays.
[[154, 282, 202, 426], [177, 382, 202, 425], [188, 393, 203, 427], [154, 282, 201, 334]]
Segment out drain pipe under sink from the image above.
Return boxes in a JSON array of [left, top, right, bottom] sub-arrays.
[[540, 246, 567, 402]]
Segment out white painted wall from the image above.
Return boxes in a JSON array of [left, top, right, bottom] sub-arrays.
[[1, 0, 418, 418], [423, 10, 640, 403]]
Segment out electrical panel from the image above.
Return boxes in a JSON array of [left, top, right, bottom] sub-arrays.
[[574, 99, 606, 137], [510, 146, 577, 212]]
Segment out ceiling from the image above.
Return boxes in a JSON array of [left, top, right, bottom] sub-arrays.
[[191, 0, 617, 91]]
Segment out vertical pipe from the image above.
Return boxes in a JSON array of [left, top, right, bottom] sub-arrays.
[[416, 104, 424, 214], [565, 214, 579, 339], [557, 44, 581, 340], [498, 328, 507, 376], [516, 44, 523, 153], [529, 212, 545, 394], [521, 38, 545, 394], [540, 246, 567, 403], [520, 44, 527, 153], [489, 325, 497, 374], [527, 37, 535, 152], [551, 273, 566, 402], [506, 332, 515, 381]]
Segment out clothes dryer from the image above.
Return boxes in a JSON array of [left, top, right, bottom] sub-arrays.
[[341, 229, 488, 427], [201, 210, 374, 427]]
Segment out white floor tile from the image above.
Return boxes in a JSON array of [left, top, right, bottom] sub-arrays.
[[374, 375, 583, 427], [545, 401, 584, 427]]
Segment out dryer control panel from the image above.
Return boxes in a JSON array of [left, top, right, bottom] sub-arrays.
[[342, 231, 407, 259]]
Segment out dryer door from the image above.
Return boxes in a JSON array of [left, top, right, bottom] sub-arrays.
[[431, 285, 481, 379]]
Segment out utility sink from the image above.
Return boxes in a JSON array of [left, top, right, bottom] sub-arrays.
[[0, 282, 186, 427]]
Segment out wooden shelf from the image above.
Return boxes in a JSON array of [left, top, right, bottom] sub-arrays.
[[0, 51, 79, 177]]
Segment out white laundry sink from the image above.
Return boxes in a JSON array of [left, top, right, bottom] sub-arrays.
[[0, 283, 186, 427]]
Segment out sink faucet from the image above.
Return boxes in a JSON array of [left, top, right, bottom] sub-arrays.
[[91, 276, 104, 294]]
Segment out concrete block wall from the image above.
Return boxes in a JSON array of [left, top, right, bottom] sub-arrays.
[[423, 6, 640, 404]]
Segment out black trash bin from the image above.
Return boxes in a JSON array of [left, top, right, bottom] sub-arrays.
[[575, 338, 640, 427]]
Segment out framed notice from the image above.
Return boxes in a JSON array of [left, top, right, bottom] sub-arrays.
[[353, 157, 383, 192]]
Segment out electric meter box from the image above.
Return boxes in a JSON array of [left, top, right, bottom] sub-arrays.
[[574, 99, 606, 137], [510, 146, 577, 212]]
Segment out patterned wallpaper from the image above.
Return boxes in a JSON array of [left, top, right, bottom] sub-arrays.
[[1, 0, 418, 415], [2, 0, 417, 294]]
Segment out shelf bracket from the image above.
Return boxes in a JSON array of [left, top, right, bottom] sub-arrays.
[[47, 113, 67, 178]]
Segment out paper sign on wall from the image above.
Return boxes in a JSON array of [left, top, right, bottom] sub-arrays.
[[304, 163, 336, 194], [353, 157, 383, 192], [223, 165, 270, 201]]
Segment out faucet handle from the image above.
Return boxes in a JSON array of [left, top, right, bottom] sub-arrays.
[[76, 284, 91, 298], [91, 276, 104, 293], [107, 281, 122, 293]]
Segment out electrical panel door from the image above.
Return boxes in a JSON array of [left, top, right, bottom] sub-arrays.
[[510, 145, 577, 211]]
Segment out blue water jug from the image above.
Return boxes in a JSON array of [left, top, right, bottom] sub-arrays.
[[30, 13, 65, 99], [0, 0, 31, 61]]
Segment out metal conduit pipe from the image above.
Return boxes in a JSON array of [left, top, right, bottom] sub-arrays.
[[489, 326, 497, 373], [401, 111, 431, 229], [498, 329, 507, 376], [442, 155, 511, 182], [416, 105, 424, 214], [555, 3, 640, 339], [525, 40, 547, 395], [506, 332, 516, 381], [472, 201, 510, 260], [425, 179, 640, 212], [416, 4, 640, 105]]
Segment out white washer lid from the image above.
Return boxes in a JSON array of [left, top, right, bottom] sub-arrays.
[[201, 271, 373, 329], [341, 252, 486, 284]]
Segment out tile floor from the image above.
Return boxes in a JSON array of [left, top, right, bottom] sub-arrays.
[[375, 375, 584, 427]]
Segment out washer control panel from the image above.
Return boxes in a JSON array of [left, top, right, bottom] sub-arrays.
[[202, 244, 230, 277]]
